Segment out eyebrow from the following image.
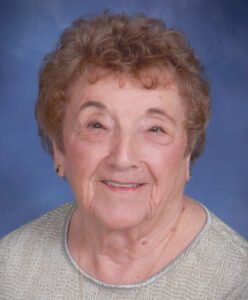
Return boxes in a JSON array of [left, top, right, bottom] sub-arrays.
[[78, 100, 107, 112], [76, 101, 176, 124], [146, 108, 176, 124]]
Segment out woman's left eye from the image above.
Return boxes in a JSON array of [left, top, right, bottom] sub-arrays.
[[148, 126, 166, 134]]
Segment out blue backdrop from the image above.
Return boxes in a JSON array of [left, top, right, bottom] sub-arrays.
[[0, 0, 247, 239]]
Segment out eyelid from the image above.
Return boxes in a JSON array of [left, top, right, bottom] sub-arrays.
[[148, 126, 166, 133], [87, 120, 103, 126], [78, 111, 112, 126]]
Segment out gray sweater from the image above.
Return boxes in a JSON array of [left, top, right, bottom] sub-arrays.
[[0, 202, 248, 299]]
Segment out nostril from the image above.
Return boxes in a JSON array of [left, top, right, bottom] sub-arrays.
[[108, 136, 139, 170]]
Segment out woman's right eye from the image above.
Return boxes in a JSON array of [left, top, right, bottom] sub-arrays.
[[87, 121, 104, 129], [76, 117, 112, 142]]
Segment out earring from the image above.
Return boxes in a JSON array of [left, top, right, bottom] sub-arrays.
[[55, 165, 60, 175], [187, 167, 192, 181]]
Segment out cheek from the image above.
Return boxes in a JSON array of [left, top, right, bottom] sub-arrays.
[[63, 139, 110, 209], [142, 141, 187, 179], [144, 144, 188, 210], [65, 139, 108, 176]]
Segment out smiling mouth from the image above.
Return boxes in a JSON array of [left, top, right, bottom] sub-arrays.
[[101, 180, 145, 191]]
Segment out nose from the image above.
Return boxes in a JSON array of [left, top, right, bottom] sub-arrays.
[[107, 132, 139, 171]]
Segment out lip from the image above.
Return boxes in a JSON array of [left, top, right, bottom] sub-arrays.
[[101, 180, 146, 192]]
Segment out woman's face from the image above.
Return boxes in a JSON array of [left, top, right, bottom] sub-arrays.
[[54, 74, 190, 230]]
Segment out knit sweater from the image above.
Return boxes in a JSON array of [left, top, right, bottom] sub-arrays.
[[0, 202, 248, 299]]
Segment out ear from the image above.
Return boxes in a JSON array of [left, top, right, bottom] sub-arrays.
[[185, 154, 191, 182], [52, 141, 65, 177]]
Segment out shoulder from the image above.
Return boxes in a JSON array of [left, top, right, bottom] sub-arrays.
[[0, 202, 76, 298], [0, 202, 74, 270], [0, 202, 73, 247], [168, 206, 248, 298], [186, 199, 248, 268], [207, 211, 248, 259], [192, 208, 248, 296]]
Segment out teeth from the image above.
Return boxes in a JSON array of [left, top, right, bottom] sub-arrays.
[[105, 181, 141, 188]]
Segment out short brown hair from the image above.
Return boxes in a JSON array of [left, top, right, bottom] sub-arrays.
[[36, 12, 210, 163]]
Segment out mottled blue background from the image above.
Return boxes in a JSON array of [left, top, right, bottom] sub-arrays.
[[0, 0, 247, 239]]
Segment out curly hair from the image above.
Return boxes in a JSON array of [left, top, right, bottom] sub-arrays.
[[35, 12, 210, 163]]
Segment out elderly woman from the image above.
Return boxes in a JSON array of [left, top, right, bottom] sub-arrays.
[[1, 12, 247, 299]]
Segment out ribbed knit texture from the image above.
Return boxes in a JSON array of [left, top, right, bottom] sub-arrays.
[[1, 202, 248, 299]]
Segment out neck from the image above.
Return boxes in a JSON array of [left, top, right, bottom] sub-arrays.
[[68, 198, 187, 284]]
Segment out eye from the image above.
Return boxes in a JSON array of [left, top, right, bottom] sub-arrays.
[[148, 126, 166, 134], [87, 121, 104, 129]]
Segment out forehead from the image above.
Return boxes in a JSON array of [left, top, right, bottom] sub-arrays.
[[66, 72, 186, 122]]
